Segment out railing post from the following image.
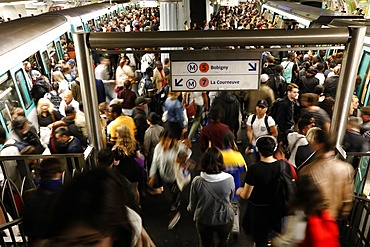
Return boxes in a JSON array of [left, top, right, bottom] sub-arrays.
[[330, 27, 367, 148], [73, 32, 104, 151]]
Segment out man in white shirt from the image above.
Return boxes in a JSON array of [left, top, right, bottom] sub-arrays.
[[59, 90, 80, 117], [246, 99, 278, 147]]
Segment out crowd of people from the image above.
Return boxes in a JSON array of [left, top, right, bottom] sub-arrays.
[[0, 2, 361, 247]]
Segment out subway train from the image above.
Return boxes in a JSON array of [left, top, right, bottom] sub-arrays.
[[0, 2, 126, 135], [260, 1, 369, 106]]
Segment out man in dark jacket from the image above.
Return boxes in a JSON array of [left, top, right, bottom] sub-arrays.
[[270, 83, 300, 143], [211, 92, 239, 138], [269, 64, 287, 99], [54, 126, 83, 154], [31, 75, 51, 103], [62, 106, 87, 148], [298, 66, 319, 95], [132, 97, 150, 146]]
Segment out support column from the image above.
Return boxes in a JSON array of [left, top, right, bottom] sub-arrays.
[[159, 0, 182, 64], [73, 32, 104, 151], [330, 27, 367, 148], [159, 0, 179, 31]]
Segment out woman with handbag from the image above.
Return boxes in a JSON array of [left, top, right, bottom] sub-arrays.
[[187, 147, 235, 247]]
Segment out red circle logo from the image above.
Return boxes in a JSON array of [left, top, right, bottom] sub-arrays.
[[199, 77, 209, 87], [199, 63, 209, 73]]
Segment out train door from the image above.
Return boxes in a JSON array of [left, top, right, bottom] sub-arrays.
[[0, 68, 35, 134], [358, 50, 370, 105], [47, 41, 58, 72], [55, 38, 64, 61], [40, 50, 52, 80]]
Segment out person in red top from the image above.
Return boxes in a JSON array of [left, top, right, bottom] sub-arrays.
[[272, 174, 340, 247], [199, 108, 231, 152]]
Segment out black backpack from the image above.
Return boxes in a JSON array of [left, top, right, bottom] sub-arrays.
[[250, 114, 271, 135], [270, 160, 297, 218], [269, 98, 284, 121]]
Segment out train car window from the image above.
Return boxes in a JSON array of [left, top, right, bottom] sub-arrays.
[[55, 40, 63, 61], [358, 51, 370, 105], [33, 52, 47, 78], [14, 69, 32, 110], [0, 72, 23, 131], [42, 51, 51, 77], [47, 42, 58, 71]]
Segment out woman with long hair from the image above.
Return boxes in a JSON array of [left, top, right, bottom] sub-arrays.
[[112, 125, 143, 205], [37, 98, 62, 128], [187, 147, 235, 247]]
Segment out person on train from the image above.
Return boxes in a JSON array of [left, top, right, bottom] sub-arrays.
[[59, 90, 80, 117], [360, 106, 370, 134], [268, 65, 287, 99], [53, 126, 83, 154], [343, 116, 370, 154], [117, 80, 137, 116], [300, 93, 330, 132], [8, 116, 45, 154], [244, 74, 275, 114], [62, 106, 87, 148], [152, 60, 166, 91], [199, 107, 231, 152], [299, 129, 354, 220], [132, 97, 150, 147], [74, 102, 88, 139], [297, 67, 319, 95], [270, 83, 300, 144], [52, 71, 69, 97], [281, 52, 299, 84], [106, 104, 136, 143], [23, 158, 63, 247], [211, 91, 240, 139], [0, 125, 21, 189]]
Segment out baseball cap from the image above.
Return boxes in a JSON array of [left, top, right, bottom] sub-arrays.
[[260, 74, 269, 83], [257, 99, 268, 108], [135, 97, 151, 106]]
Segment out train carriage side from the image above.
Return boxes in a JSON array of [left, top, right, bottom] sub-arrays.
[[45, 3, 123, 33], [0, 15, 70, 134]]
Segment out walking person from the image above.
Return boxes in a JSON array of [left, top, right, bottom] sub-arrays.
[[188, 147, 235, 247]]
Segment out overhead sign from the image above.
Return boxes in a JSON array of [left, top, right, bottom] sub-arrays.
[[220, 0, 239, 6], [171, 50, 261, 92], [139, 1, 157, 7]]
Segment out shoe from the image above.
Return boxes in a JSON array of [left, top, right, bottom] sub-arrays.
[[168, 212, 181, 229], [191, 137, 196, 142]]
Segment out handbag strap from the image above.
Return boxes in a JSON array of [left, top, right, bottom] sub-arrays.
[[200, 177, 234, 211]]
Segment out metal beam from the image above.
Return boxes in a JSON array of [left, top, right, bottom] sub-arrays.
[[87, 28, 350, 49], [330, 26, 367, 148], [73, 32, 104, 151]]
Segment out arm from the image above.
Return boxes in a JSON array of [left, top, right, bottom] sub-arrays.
[[270, 125, 278, 138], [236, 183, 254, 200], [247, 125, 253, 144], [202, 92, 209, 111], [187, 178, 199, 212]]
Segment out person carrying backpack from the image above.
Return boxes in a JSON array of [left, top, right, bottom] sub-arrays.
[[236, 136, 296, 247], [246, 99, 278, 157]]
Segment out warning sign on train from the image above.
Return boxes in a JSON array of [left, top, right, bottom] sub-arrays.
[[171, 50, 261, 91]]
